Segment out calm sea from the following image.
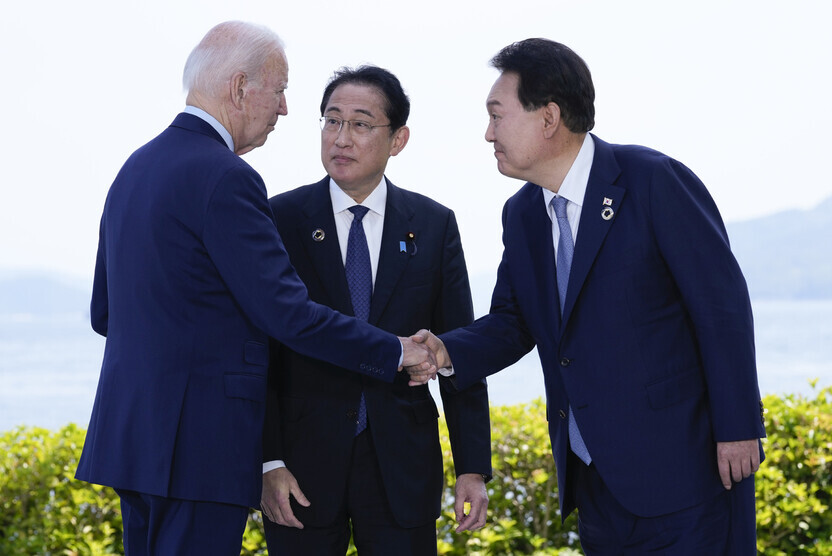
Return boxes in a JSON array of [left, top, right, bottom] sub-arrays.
[[1, 300, 831, 432]]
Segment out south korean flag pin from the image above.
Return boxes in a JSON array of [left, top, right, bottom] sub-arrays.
[[601, 197, 615, 221]]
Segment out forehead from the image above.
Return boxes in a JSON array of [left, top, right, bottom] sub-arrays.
[[324, 83, 387, 115], [487, 72, 521, 108]]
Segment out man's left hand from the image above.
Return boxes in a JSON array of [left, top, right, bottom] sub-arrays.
[[716, 439, 761, 490], [454, 473, 489, 532]]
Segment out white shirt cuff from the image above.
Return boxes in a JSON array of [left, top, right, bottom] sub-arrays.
[[263, 460, 286, 474]]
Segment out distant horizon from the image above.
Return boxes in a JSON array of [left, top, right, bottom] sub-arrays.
[[2, 191, 829, 286]]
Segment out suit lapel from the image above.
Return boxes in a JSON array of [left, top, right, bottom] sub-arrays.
[[561, 136, 626, 326], [370, 181, 415, 325], [297, 179, 355, 316]]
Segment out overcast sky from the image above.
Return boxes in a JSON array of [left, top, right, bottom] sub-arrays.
[[2, 0, 830, 282]]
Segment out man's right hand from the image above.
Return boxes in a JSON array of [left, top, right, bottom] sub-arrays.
[[405, 329, 452, 385], [411, 329, 451, 368], [398, 336, 437, 385], [261, 467, 310, 529]]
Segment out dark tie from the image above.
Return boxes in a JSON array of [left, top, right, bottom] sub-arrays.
[[346, 206, 371, 435], [552, 196, 591, 465]]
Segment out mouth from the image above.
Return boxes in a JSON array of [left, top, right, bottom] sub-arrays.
[[331, 155, 355, 164]]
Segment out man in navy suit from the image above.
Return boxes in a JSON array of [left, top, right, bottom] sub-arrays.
[[75, 22, 434, 555], [410, 39, 765, 554], [260, 66, 492, 555]]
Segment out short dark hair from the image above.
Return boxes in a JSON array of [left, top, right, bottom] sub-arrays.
[[491, 38, 595, 133], [319, 65, 410, 132]]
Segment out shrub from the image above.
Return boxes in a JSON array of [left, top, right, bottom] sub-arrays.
[[437, 398, 580, 555], [756, 381, 832, 554], [0, 424, 122, 555], [1, 386, 831, 554]]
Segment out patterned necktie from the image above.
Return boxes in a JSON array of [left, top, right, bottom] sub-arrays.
[[552, 196, 592, 465], [346, 206, 371, 435]]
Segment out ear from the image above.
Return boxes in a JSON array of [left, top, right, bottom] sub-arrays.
[[389, 125, 410, 157], [230, 71, 247, 110], [542, 102, 561, 139]]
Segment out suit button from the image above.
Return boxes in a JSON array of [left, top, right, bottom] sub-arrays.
[[558, 409, 567, 419], [560, 357, 571, 367], [346, 410, 357, 420]]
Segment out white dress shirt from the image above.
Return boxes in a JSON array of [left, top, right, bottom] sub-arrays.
[[440, 134, 596, 380], [183, 105, 234, 151], [541, 133, 595, 252], [329, 177, 387, 284]]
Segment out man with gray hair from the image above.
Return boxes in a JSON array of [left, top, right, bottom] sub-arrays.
[[75, 21, 434, 555]]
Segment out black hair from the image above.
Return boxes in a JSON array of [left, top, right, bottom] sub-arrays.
[[320, 65, 410, 131], [491, 38, 595, 132]]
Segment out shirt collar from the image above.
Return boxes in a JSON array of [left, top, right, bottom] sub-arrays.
[[183, 105, 235, 152], [542, 133, 595, 208], [329, 176, 388, 217]]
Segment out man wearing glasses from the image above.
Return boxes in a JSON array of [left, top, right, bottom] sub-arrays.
[[259, 65, 492, 555]]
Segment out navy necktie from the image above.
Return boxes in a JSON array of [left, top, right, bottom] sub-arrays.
[[346, 206, 371, 435], [552, 196, 591, 465]]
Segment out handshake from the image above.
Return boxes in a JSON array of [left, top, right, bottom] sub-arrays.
[[398, 330, 451, 386]]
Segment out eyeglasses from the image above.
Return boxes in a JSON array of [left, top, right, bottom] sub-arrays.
[[319, 116, 392, 136]]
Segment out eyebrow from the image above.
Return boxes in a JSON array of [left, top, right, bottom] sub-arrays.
[[324, 107, 377, 119], [486, 99, 502, 109]]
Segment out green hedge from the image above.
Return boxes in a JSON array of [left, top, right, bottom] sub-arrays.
[[2, 385, 830, 555]]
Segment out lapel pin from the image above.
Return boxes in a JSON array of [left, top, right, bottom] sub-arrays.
[[312, 229, 325, 242], [404, 232, 418, 256], [603, 197, 613, 206], [601, 207, 614, 220]]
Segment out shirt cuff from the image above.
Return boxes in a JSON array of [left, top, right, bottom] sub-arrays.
[[263, 460, 286, 474], [438, 366, 455, 377]]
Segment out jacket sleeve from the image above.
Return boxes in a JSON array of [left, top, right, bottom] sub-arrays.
[[646, 157, 765, 441], [441, 201, 537, 390], [202, 165, 403, 381]]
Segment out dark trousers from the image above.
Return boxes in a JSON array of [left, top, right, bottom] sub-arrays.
[[570, 452, 747, 555], [116, 489, 249, 556], [263, 429, 437, 556]]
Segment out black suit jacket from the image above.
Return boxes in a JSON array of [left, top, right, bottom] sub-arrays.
[[264, 177, 491, 528]]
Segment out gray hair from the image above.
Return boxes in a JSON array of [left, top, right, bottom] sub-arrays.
[[183, 21, 285, 97]]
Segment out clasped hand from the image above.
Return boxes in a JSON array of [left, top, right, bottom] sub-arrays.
[[398, 330, 451, 386]]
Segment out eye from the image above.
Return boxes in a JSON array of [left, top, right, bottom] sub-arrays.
[[353, 121, 372, 130], [326, 117, 341, 125]]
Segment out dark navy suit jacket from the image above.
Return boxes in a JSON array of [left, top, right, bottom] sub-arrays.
[[264, 177, 492, 528], [442, 135, 765, 519], [76, 114, 402, 509]]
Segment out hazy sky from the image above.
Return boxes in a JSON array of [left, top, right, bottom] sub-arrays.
[[2, 0, 830, 282]]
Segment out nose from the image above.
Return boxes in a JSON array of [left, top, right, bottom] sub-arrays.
[[485, 120, 495, 142], [334, 122, 353, 147], [279, 94, 288, 116]]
